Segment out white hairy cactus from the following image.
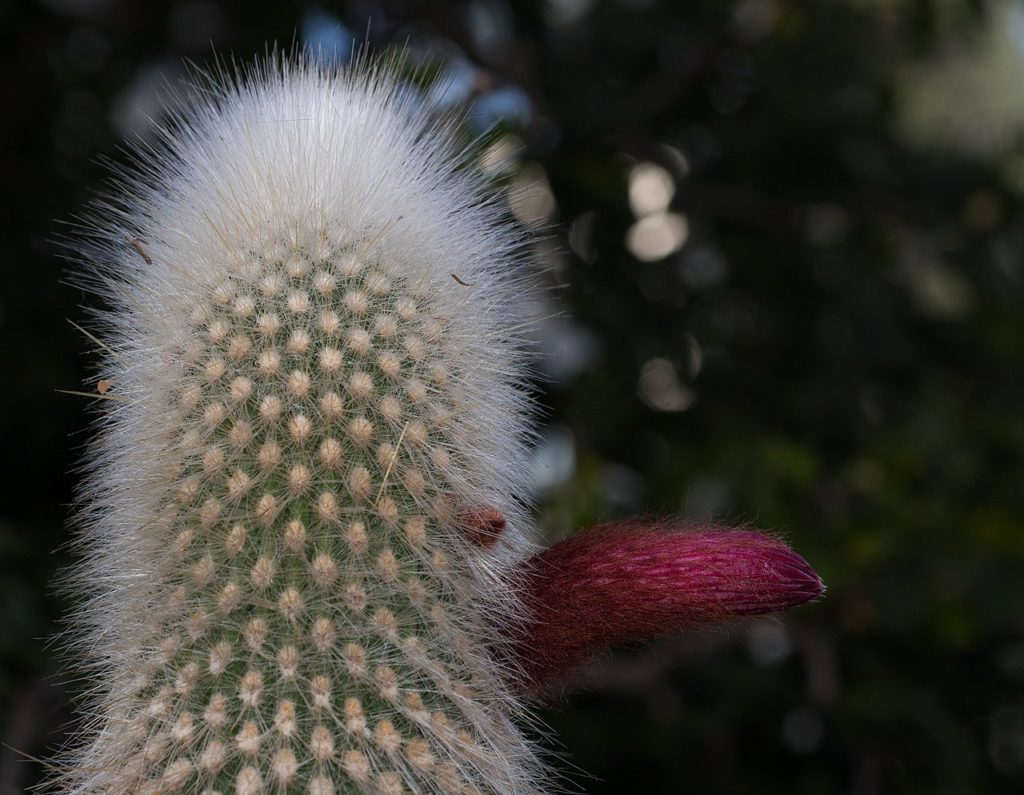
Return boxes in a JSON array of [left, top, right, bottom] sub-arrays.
[[60, 56, 548, 794]]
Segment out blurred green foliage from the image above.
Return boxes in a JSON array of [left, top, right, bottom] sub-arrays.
[[2, 0, 1023, 792]]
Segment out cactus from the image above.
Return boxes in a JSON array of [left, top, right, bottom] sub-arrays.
[[59, 55, 823, 795], [61, 58, 547, 795]]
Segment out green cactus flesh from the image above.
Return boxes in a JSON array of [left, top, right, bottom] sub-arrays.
[[111, 236, 517, 795]]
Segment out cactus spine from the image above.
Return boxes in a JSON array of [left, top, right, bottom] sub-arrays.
[[60, 58, 546, 794]]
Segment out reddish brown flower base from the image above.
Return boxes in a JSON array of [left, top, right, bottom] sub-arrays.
[[457, 505, 508, 550], [505, 521, 825, 691]]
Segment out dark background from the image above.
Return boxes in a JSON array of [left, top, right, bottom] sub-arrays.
[[3, 0, 1024, 792]]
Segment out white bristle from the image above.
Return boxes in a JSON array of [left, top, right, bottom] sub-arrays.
[[56, 53, 548, 794]]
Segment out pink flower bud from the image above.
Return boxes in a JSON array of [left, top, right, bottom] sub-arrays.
[[508, 520, 824, 689]]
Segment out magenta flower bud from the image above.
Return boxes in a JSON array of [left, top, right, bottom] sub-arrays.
[[508, 521, 824, 689]]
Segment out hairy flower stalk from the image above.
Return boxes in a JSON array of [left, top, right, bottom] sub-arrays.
[[59, 56, 822, 795], [504, 522, 824, 689]]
